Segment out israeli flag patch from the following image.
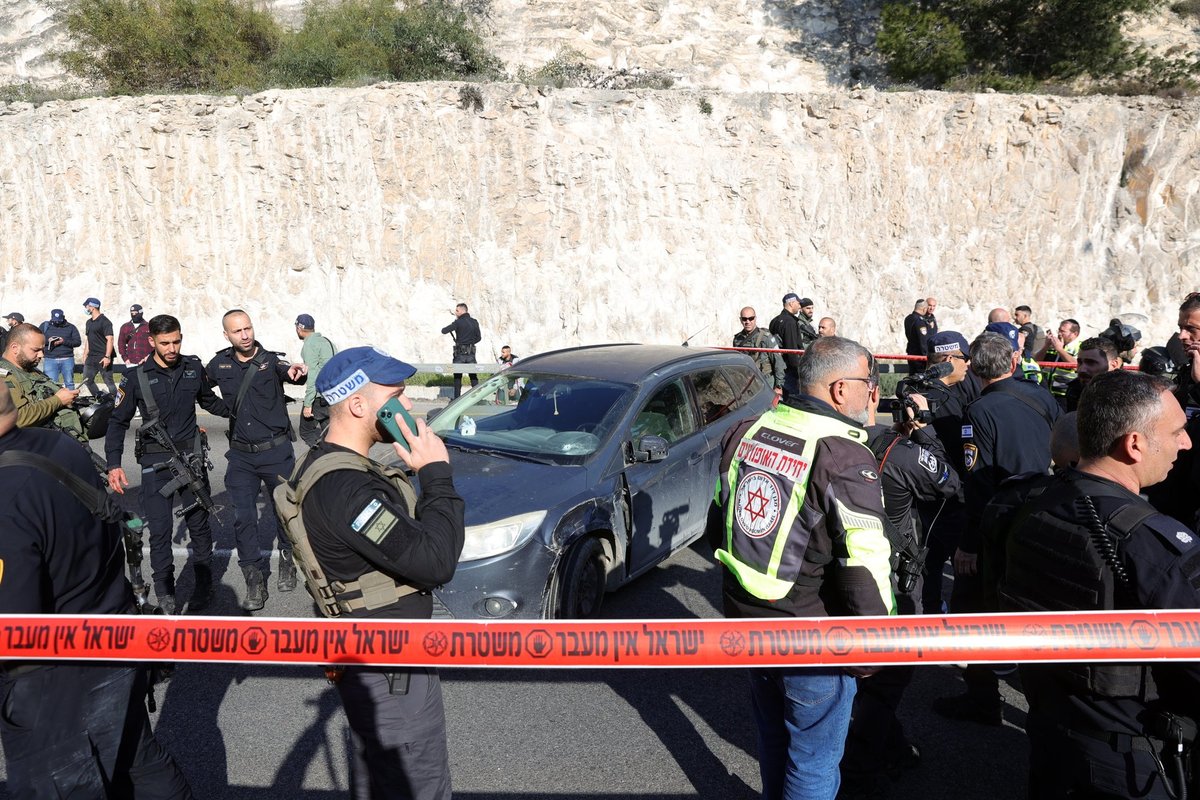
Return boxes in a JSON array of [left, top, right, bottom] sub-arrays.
[[961, 425, 973, 439]]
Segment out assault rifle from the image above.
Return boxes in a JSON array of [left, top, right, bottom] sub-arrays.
[[140, 419, 221, 518]]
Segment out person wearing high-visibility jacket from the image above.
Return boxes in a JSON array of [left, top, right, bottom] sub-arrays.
[[710, 336, 895, 800]]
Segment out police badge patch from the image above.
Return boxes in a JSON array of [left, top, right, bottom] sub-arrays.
[[917, 448, 938, 473], [963, 444, 979, 471]]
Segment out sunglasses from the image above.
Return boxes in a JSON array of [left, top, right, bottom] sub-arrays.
[[740, 316, 756, 322]]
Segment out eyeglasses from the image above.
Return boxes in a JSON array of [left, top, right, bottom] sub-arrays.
[[831, 375, 879, 391], [949, 354, 968, 361], [740, 316, 756, 322]]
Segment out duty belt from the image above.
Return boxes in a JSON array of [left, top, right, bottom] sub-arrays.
[[230, 432, 291, 453], [1063, 724, 1165, 755], [141, 439, 197, 455]]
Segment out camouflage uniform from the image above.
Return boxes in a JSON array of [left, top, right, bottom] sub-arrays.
[[732, 327, 786, 392], [0, 357, 87, 443]]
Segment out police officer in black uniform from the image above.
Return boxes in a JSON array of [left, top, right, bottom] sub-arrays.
[[0, 381, 193, 798], [1148, 291, 1200, 531], [769, 292, 805, 398], [288, 346, 464, 799], [984, 369, 1200, 799], [106, 314, 230, 614], [440, 302, 481, 398], [206, 309, 307, 611], [935, 328, 1060, 725], [842, 377, 963, 794], [916, 330, 980, 614]]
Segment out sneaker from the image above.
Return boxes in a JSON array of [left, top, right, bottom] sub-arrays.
[[158, 594, 177, 615], [931, 693, 1003, 726]]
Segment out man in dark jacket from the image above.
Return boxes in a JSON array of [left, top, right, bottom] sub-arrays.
[[769, 292, 805, 398], [118, 303, 153, 366], [441, 302, 482, 398], [39, 308, 81, 389], [986, 370, 1200, 799], [712, 336, 894, 800], [293, 346, 465, 799], [1147, 290, 1200, 530], [935, 328, 1060, 726], [0, 381, 193, 798], [903, 299, 931, 373]]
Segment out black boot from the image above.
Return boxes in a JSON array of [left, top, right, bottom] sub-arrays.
[[191, 563, 213, 611], [278, 550, 298, 592], [155, 579, 177, 615], [241, 565, 268, 612]]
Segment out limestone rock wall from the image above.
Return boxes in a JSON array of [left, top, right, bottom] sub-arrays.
[[1, 83, 1197, 363]]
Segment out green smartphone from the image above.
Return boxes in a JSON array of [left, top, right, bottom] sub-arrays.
[[377, 397, 419, 451]]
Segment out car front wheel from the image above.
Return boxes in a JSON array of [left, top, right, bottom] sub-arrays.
[[550, 537, 608, 619]]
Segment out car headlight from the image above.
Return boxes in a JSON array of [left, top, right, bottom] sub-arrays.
[[460, 510, 546, 562]]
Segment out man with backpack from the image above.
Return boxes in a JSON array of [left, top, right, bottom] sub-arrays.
[[274, 346, 464, 799]]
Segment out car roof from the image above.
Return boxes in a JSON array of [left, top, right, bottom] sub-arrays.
[[512, 344, 748, 382]]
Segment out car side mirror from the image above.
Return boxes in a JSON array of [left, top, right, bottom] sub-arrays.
[[425, 407, 444, 423], [630, 435, 669, 463]]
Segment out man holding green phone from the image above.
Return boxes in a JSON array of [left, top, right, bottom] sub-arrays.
[[283, 345, 465, 799]]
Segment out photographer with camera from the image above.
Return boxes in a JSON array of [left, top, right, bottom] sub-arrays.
[[841, 355, 964, 795]]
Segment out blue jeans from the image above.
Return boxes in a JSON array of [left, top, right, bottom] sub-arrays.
[[42, 356, 75, 388], [749, 668, 857, 800]]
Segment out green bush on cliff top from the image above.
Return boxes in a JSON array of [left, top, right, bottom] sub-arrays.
[[58, 0, 500, 94], [877, 0, 1200, 94]]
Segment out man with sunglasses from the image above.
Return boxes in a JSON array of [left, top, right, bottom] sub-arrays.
[[712, 336, 895, 800], [732, 306, 785, 401]]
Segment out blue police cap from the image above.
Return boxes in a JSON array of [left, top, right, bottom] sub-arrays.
[[927, 330, 969, 357], [984, 322, 1021, 351], [316, 346, 417, 405]]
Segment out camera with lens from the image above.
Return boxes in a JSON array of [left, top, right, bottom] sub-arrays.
[[1098, 317, 1142, 355], [890, 362, 951, 426]]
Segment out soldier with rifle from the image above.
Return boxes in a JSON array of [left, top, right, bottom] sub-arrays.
[[106, 314, 230, 614]]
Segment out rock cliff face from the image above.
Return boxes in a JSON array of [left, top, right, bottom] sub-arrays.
[[0, 84, 1196, 362]]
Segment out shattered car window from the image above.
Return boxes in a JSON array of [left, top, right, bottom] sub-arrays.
[[429, 373, 634, 462]]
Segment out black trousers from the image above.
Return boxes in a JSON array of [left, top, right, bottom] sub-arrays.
[[337, 667, 451, 800], [83, 356, 118, 396], [225, 446, 294, 572], [1026, 713, 1179, 799], [451, 349, 478, 398], [0, 663, 192, 798], [139, 454, 214, 588]]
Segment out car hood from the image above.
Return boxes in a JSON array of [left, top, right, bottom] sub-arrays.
[[426, 448, 594, 527]]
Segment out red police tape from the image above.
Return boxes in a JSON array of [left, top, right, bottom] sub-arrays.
[[2, 611, 1199, 668]]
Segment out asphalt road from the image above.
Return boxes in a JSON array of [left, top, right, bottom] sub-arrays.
[[0, 405, 1032, 798]]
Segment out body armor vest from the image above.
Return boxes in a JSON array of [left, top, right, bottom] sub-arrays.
[[273, 452, 421, 617], [999, 474, 1157, 700], [0, 358, 86, 443]]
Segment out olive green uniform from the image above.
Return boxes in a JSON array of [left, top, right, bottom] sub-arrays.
[[0, 357, 86, 443]]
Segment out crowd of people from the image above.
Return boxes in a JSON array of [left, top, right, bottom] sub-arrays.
[[724, 290, 1200, 799], [3, 287, 1200, 799]]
